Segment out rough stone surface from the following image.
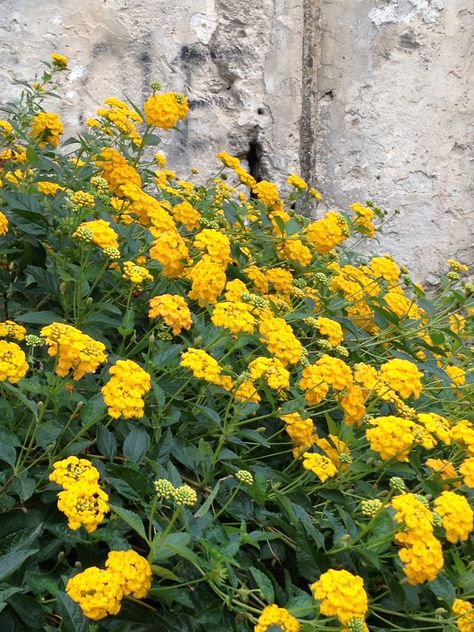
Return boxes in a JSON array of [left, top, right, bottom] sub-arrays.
[[0, 0, 472, 279], [316, 1, 473, 282]]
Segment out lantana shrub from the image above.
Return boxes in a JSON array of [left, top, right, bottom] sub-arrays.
[[0, 55, 472, 631]]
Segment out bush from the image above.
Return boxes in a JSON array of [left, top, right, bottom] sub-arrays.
[[0, 54, 472, 631]]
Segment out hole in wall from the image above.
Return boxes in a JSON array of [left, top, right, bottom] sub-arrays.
[[246, 139, 263, 183]]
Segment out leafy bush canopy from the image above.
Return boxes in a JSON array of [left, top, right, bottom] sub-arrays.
[[0, 54, 472, 631]]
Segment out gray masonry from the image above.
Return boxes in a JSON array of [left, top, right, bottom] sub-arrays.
[[1, 0, 472, 280]]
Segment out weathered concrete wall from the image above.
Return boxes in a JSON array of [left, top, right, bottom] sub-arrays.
[[0, 0, 472, 279], [0, 0, 304, 180], [315, 1, 474, 283]]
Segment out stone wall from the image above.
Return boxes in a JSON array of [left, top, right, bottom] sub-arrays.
[[0, 0, 472, 280]]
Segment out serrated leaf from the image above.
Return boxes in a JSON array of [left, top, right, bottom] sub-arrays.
[[194, 480, 221, 518], [96, 423, 117, 460], [55, 592, 88, 632], [110, 505, 147, 541], [151, 532, 191, 563], [0, 548, 38, 582], [249, 566, 274, 603], [123, 426, 150, 463], [151, 565, 181, 581], [0, 444, 16, 468]]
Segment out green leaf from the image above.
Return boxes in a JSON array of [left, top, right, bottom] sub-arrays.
[[17, 311, 63, 324], [110, 505, 147, 541], [123, 426, 150, 463], [0, 548, 38, 582], [429, 576, 456, 604], [80, 393, 106, 427], [96, 423, 117, 460], [55, 592, 88, 632], [119, 308, 135, 336], [249, 566, 275, 603], [151, 532, 191, 563], [194, 480, 221, 518], [285, 594, 315, 617], [283, 219, 302, 236], [0, 445, 16, 468], [151, 565, 181, 581]]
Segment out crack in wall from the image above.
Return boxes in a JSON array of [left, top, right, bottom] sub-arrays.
[[299, 0, 320, 208]]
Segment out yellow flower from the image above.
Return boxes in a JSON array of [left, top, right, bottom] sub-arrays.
[[154, 151, 167, 167], [73, 219, 119, 251], [266, 267, 294, 295], [37, 181, 64, 196], [57, 481, 109, 532], [0, 211, 8, 235], [0, 120, 14, 136], [351, 202, 375, 238], [391, 492, 434, 543], [0, 320, 26, 341], [447, 259, 469, 273], [366, 416, 415, 462], [245, 265, 269, 294], [102, 359, 151, 419], [316, 434, 350, 467], [379, 358, 423, 399], [98, 147, 141, 194], [426, 459, 459, 489], [180, 348, 233, 390], [281, 412, 317, 457], [234, 380, 260, 403], [311, 569, 368, 625], [252, 180, 280, 208], [105, 550, 152, 599], [50, 457, 100, 490], [30, 112, 64, 147], [460, 457, 474, 488], [434, 491, 473, 543], [306, 211, 348, 254], [248, 356, 290, 391], [143, 92, 189, 129], [150, 230, 189, 279], [417, 412, 451, 444], [41, 323, 107, 380], [277, 238, 312, 267], [51, 53, 68, 69], [212, 301, 256, 335], [398, 535, 444, 585], [259, 314, 303, 366], [451, 420, 474, 456], [122, 260, 153, 285], [445, 364, 466, 387], [0, 340, 29, 383], [450, 313, 465, 334], [339, 384, 366, 426], [217, 151, 241, 170], [313, 317, 344, 347], [66, 567, 123, 620], [254, 604, 300, 632], [188, 258, 227, 306], [171, 200, 201, 231], [194, 229, 231, 267], [452, 599, 474, 632], [302, 452, 337, 482], [149, 294, 192, 335], [287, 173, 307, 190], [368, 256, 400, 286]]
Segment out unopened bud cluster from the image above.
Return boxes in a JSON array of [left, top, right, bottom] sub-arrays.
[[235, 470, 254, 486], [360, 499, 383, 517]]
